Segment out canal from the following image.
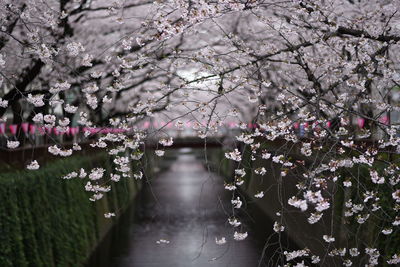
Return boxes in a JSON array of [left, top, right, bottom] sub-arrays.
[[87, 148, 279, 267]]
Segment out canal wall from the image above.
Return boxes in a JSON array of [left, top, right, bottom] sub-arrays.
[[207, 141, 399, 266], [0, 152, 144, 267], [206, 145, 339, 265]]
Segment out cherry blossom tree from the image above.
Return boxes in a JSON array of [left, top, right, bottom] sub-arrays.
[[1, 0, 400, 266]]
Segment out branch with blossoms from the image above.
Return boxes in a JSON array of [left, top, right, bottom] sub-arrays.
[[1, 0, 400, 266]]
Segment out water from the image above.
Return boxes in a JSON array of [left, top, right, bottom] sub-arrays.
[[87, 148, 277, 267]]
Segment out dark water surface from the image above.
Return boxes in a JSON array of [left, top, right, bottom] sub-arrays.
[[87, 148, 275, 267]]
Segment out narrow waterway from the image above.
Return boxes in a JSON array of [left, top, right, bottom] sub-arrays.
[[87, 148, 275, 267]]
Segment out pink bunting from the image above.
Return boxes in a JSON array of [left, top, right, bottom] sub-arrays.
[[37, 127, 46, 135], [357, 118, 365, 128], [21, 123, 29, 133], [45, 127, 52, 135], [326, 121, 331, 128], [70, 127, 79, 136], [0, 123, 5, 134], [29, 124, 36, 135], [143, 121, 150, 129], [380, 116, 389, 125], [90, 128, 99, 135], [9, 124, 18, 135]]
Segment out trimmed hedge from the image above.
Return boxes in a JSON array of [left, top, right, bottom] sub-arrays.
[[0, 153, 136, 267]]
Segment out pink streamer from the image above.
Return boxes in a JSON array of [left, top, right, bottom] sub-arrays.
[[0, 123, 5, 134]]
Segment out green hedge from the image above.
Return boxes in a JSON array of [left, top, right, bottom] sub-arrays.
[[0, 153, 135, 267]]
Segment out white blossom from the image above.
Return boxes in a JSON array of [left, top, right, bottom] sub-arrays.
[[288, 196, 308, 211], [349, 248, 359, 257], [89, 168, 105, 181], [104, 212, 116, 219], [228, 218, 241, 227], [159, 137, 174, 146], [134, 171, 143, 180], [27, 94, 45, 107], [62, 171, 78, 180], [381, 228, 393, 235], [73, 143, 81, 151], [254, 191, 264, 198], [7, 141, 20, 149], [64, 104, 78, 113], [0, 97, 8, 108], [387, 254, 400, 264], [26, 160, 40, 170], [66, 42, 85, 56], [233, 231, 248, 241], [215, 237, 226, 245], [111, 174, 121, 182], [225, 149, 242, 162], [155, 150, 165, 157], [231, 197, 242, 209], [392, 189, 400, 203], [33, 113, 44, 123], [79, 168, 87, 178], [323, 235, 335, 243], [273, 221, 284, 232], [156, 239, 170, 244], [0, 54, 5, 68], [224, 184, 236, 191]]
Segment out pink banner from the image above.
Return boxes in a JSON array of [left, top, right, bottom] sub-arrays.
[[143, 121, 150, 129], [357, 118, 365, 128], [45, 127, 52, 135], [380, 116, 389, 125], [21, 123, 29, 133], [69, 127, 79, 136], [53, 127, 60, 136], [29, 124, 36, 135], [326, 121, 331, 128], [0, 123, 5, 134], [9, 124, 18, 135], [37, 126, 46, 135]]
